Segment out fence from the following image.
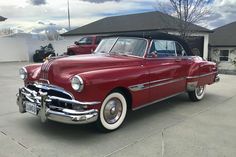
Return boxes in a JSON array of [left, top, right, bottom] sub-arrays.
[[0, 36, 79, 62]]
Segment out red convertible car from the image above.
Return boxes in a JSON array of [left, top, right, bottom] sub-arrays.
[[17, 33, 219, 131]]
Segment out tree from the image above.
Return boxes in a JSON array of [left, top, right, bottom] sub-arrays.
[[156, 0, 211, 39]]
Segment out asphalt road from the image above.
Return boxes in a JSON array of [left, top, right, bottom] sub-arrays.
[[0, 62, 236, 157]]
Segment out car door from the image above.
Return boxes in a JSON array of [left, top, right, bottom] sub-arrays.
[[144, 39, 187, 103]]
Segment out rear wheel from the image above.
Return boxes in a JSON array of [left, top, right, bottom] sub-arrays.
[[97, 92, 127, 132], [188, 85, 206, 101]]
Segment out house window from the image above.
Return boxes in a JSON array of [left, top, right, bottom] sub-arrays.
[[219, 50, 229, 61]]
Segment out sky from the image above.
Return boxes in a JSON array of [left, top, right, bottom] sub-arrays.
[[0, 0, 236, 34]]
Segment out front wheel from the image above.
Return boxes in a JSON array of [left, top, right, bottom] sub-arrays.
[[96, 92, 127, 132], [188, 85, 206, 101]]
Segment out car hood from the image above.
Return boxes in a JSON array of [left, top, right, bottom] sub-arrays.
[[39, 54, 142, 85]]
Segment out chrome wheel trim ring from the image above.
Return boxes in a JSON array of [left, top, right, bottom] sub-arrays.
[[195, 86, 205, 99], [103, 98, 123, 124], [100, 92, 127, 130]]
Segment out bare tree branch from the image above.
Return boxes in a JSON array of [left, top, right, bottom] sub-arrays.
[[155, 0, 211, 39]]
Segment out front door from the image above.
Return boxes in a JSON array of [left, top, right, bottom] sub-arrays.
[[144, 39, 187, 103]]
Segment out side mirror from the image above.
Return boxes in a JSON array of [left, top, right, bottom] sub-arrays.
[[74, 41, 79, 45]]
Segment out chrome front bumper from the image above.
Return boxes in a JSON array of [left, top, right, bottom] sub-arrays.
[[17, 87, 100, 124]]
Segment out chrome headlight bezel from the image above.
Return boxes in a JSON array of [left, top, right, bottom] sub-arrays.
[[19, 67, 27, 80], [71, 75, 84, 92]]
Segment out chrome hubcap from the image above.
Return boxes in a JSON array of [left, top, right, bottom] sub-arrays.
[[196, 86, 204, 96], [103, 98, 123, 124]]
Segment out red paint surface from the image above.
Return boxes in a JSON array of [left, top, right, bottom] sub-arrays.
[[24, 40, 218, 110]]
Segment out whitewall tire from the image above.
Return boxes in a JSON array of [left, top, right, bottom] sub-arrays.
[[97, 92, 127, 132], [188, 85, 206, 101]]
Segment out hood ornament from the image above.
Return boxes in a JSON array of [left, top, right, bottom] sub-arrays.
[[43, 54, 53, 62]]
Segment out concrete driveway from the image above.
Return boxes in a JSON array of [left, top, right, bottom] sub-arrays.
[[0, 62, 236, 157]]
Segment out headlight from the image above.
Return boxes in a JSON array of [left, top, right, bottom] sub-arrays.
[[71, 75, 84, 92], [19, 67, 27, 80]]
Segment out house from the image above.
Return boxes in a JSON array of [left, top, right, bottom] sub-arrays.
[[209, 22, 236, 71], [62, 11, 212, 59]]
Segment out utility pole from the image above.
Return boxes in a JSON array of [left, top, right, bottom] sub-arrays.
[[67, 0, 71, 31]]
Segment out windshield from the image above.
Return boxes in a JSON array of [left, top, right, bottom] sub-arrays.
[[95, 37, 147, 57], [95, 38, 117, 53]]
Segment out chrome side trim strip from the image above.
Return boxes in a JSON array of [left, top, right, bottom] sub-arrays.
[[148, 78, 172, 85], [129, 77, 185, 92], [129, 78, 172, 92], [129, 84, 145, 92], [187, 71, 217, 79], [129, 72, 217, 92], [133, 92, 184, 111], [148, 77, 185, 89]]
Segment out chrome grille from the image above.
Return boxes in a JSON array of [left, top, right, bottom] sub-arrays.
[[27, 84, 74, 109], [27, 84, 73, 99]]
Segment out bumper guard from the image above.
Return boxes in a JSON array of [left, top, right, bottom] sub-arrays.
[[17, 87, 100, 124]]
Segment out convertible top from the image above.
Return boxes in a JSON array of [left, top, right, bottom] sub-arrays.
[[108, 32, 193, 56]]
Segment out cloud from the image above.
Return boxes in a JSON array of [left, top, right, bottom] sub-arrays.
[[30, 21, 61, 33], [0, 0, 155, 33], [205, 0, 236, 28], [4, 0, 235, 33], [81, 0, 121, 3], [30, 0, 47, 6]]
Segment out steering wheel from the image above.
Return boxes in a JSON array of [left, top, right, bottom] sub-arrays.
[[150, 51, 158, 58]]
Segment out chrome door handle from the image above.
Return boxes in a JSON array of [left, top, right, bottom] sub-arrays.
[[175, 58, 182, 62]]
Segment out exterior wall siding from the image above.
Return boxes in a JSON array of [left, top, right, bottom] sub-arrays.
[[210, 47, 236, 71]]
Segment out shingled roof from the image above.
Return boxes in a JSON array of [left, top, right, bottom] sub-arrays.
[[209, 21, 236, 47], [62, 11, 211, 36]]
